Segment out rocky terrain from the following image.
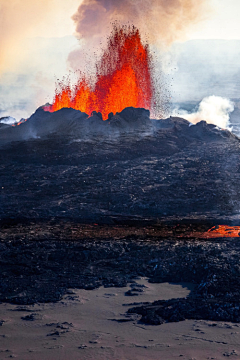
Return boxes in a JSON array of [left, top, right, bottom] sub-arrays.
[[0, 106, 240, 222], [0, 222, 240, 326], [0, 107, 240, 326]]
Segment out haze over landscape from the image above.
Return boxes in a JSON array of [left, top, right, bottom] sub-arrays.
[[1, 0, 240, 128]]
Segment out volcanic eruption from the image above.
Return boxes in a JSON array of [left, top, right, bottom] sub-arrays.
[[2, 2, 240, 346], [44, 25, 154, 120]]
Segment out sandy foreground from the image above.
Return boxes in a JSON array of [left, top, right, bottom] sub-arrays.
[[0, 278, 239, 360]]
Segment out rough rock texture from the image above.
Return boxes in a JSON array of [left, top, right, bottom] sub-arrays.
[[1, 107, 240, 325], [0, 107, 240, 222], [0, 224, 240, 326]]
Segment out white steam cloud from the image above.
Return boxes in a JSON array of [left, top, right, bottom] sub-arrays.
[[173, 96, 234, 129], [0, 116, 17, 125]]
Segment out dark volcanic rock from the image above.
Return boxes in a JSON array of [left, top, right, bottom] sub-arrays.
[[0, 105, 236, 143], [0, 107, 239, 222], [0, 229, 240, 325], [0, 107, 240, 324], [128, 297, 240, 325], [0, 106, 152, 142]]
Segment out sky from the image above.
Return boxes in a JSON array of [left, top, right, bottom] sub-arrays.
[[0, 0, 240, 120], [189, 0, 240, 40]]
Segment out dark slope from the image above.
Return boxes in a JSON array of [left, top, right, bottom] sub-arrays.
[[0, 107, 239, 223], [1, 107, 240, 320], [0, 106, 236, 144]]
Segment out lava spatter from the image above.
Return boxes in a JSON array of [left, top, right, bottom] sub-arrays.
[[44, 25, 154, 120]]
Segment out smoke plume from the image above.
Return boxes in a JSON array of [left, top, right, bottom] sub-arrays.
[[72, 0, 209, 44], [173, 96, 235, 129], [68, 0, 210, 72]]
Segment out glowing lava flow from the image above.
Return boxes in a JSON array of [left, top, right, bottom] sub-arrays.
[[172, 225, 240, 238], [204, 225, 240, 238], [44, 25, 154, 120], [12, 119, 27, 127]]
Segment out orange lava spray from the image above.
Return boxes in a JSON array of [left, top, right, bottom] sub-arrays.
[[44, 25, 154, 120]]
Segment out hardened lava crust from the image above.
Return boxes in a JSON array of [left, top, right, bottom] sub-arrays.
[[1, 222, 240, 325], [0, 107, 240, 222], [1, 107, 240, 324]]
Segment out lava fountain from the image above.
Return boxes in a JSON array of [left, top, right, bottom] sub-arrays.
[[44, 25, 154, 120]]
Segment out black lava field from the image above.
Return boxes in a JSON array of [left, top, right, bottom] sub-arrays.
[[1, 106, 240, 325]]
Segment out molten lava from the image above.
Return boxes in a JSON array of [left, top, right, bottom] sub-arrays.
[[171, 224, 240, 239], [44, 26, 153, 120], [12, 119, 27, 127], [205, 225, 240, 238], [184, 225, 240, 238]]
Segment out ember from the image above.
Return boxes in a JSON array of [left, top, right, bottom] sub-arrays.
[[44, 25, 154, 120]]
